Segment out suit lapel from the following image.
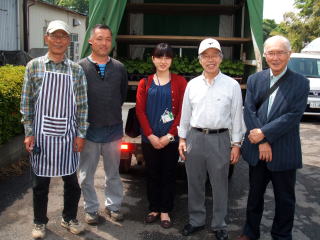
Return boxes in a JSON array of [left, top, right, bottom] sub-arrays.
[[257, 70, 271, 123], [261, 69, 271, 95]]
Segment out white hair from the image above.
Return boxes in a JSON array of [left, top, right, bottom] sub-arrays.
[[264, 35, 291, 53]]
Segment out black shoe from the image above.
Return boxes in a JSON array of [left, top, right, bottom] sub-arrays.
[[182, 223, 205, 236], [144, 213, 159, 224], [213, 229, 229, 240], [160, 220, 172, 229]]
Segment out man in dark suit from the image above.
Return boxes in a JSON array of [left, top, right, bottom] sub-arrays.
[[238, 35, 309, 240]]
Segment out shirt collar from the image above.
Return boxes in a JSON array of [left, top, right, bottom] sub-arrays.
[[270, 66, 287, 79], [88, 55, 110, 64], [44, 53, 68, 65], [201, 71, 221, 86]]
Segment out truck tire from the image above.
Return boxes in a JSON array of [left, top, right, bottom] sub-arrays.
[[135, 153, 144, 166], [119, 154, 132, 173], [135, 145, 144, 166]]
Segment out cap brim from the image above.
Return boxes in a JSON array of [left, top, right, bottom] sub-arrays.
[[199, 47, 221, 55], [47, 27, 70, 35]]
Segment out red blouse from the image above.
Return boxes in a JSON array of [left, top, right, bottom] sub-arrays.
[[136, 73, 187, 137]]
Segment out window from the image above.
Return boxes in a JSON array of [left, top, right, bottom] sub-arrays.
[[289, 58, 320, 78], [68, 33, 79, 61]]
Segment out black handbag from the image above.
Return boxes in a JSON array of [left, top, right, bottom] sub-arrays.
[[125, 78, 147, 138], [125, 106, 140, 138]]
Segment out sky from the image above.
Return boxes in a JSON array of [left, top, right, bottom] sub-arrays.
[[263, 0, 298, 23]]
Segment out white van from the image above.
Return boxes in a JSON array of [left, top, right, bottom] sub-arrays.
[[288, 53, 320, 115]]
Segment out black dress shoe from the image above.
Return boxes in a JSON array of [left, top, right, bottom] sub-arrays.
[[182, 223, 205, 236], [144, 213, 159, 223], [213, 229, 229, 240], [160, 220, 172, 229]]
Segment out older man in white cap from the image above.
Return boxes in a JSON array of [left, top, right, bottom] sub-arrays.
[[178, 38, 245, 239], [20, 20, 88, 239]]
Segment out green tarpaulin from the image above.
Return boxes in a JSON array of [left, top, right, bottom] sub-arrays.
[[247, 0, 264, 71], [81, 0, 127, 58], [81, 0, 264, 70]]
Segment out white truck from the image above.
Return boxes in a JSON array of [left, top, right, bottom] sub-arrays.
[[288, 53, 320, 115], [119, 103, 143, 173], [120, 103, 235, 178]]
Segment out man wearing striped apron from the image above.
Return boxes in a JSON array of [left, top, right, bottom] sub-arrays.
[[20, 20, 88, 239], [178, 38, 246, 240]]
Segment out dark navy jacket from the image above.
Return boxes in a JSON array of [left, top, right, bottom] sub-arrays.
[[241, 68, 309, 171]]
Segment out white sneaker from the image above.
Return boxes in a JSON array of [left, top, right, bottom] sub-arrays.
[[32, 224, 46, 239], [61, 218, 85, 234], [85, 212, 99, 224]]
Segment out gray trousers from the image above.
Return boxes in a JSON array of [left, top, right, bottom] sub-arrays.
[[185, 128, 230, 230], [79, 139, 123, 213]]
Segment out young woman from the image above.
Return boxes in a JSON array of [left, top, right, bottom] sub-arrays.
[[136, 43, 187, 229]]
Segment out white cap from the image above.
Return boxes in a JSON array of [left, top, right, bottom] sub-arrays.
[[198, 38, 221, 54], [46, 20, 70, 35]]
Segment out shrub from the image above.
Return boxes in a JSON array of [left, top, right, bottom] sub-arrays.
[[0, 65, 25, 144], [121, 57, 244, 77], [220, 60, 245, 77]]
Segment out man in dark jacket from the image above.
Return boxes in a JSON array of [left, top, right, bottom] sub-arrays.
[[78, 24, 128, 224], [238, 35, 309, 240]]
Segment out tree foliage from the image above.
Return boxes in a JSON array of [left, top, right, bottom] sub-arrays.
[[42, 0, 89, 15], [264, 0, 320, 52], [294, 0, 316, 17], [281, 0, 320, 52], [263, 19, 278, 41], [57, 0, 89, 14]]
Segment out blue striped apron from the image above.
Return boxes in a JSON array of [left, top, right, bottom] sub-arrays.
[[30, 57, 78, 177]]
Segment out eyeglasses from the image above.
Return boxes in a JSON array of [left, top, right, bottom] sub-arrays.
[[49, 33, 70, 40], [200, 53, 221, 60], [264, 51, 289, 57]]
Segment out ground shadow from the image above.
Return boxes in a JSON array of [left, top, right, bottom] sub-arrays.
[[0, 165, 32, 214]]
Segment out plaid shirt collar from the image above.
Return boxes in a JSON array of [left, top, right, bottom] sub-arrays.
[[43, 53, 68, 65]]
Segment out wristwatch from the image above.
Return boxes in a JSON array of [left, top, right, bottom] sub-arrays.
[[167, 134, 175, 142]]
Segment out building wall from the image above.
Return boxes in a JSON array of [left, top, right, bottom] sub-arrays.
[[0, 0, 20, 51], [28, 3, 86, 61]]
